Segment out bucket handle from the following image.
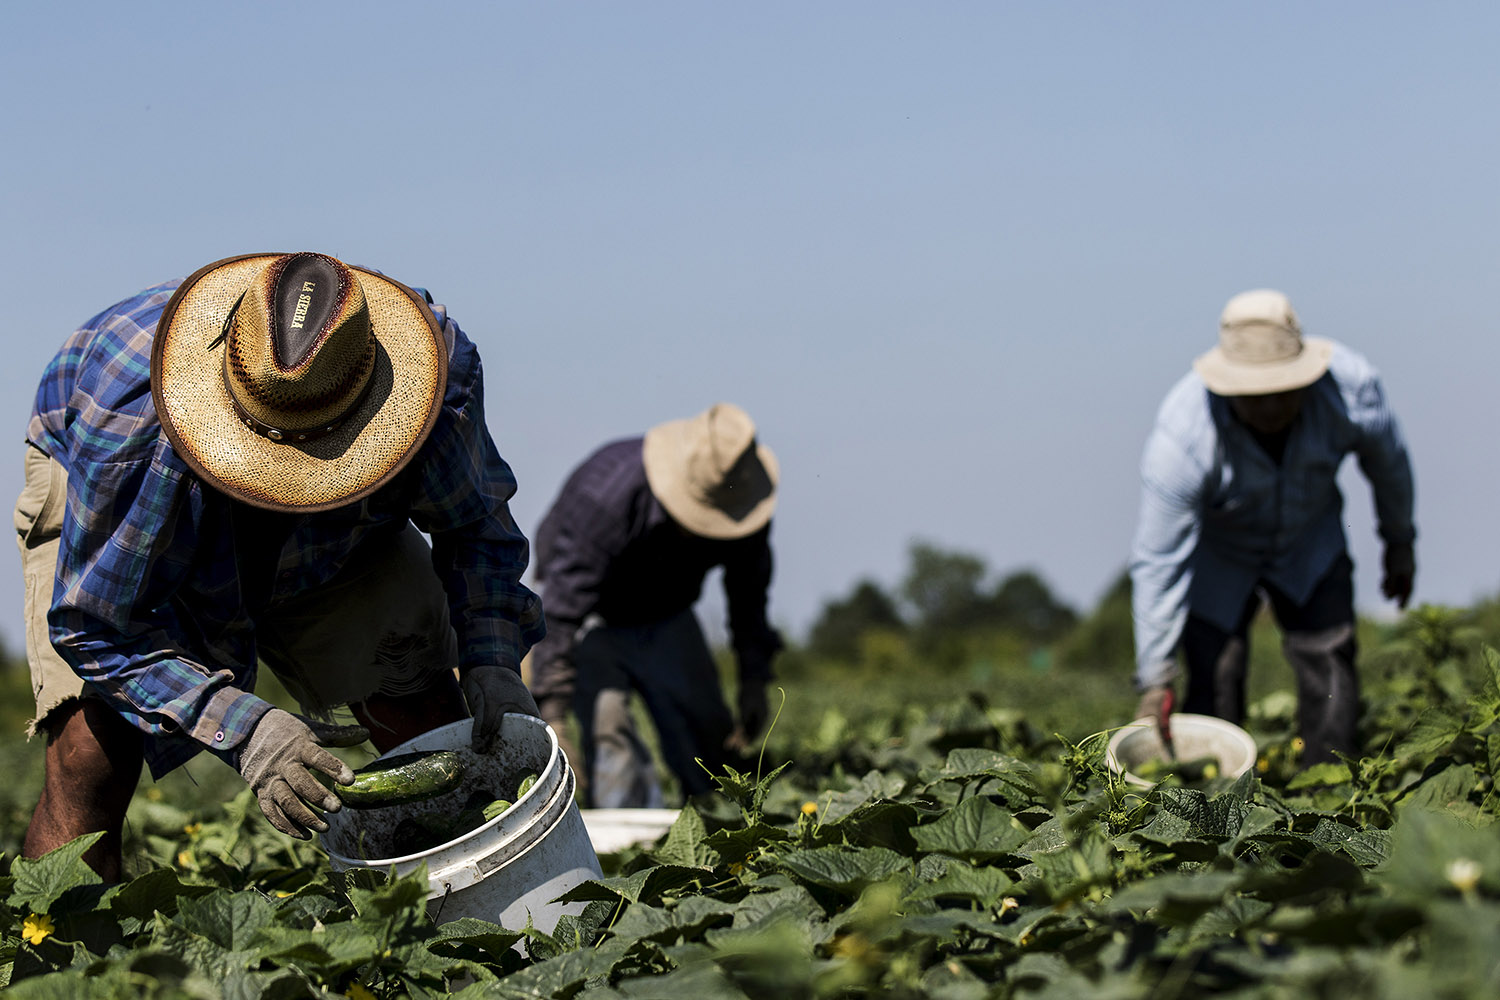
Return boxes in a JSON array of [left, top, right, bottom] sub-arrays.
[[431, 882, 454, 923]]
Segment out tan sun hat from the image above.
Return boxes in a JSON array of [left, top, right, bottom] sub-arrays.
[[150, 251, 446, 512], [642, 402, 779, 539], [1192, 289, 1333, 396]]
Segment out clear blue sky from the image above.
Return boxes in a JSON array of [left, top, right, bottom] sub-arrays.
[[2, 3, 1497, 655]]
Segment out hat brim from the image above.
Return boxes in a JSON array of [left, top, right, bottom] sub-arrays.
[[1192, 337, 1333, 396], [642, 420, 779, 540], [151, 253, 446, 512]]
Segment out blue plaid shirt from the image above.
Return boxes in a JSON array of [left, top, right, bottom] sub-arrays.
[[1129, 340, 1415, 691], [28, 276, 544, 776]]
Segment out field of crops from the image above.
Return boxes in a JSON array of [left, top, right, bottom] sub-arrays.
[[0, 603, 1498, 997]]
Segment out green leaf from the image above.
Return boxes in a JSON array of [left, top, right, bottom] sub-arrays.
[[903, 859, 1013, 907], [1238, 849, 1364, 904], [1287, 761, 1353, 790], [491, 939, 631, 998], [347, 867, 431, 917], [895, 907, 1004, 943], [256, 921, 386, 974], [609, 895, 738, 944], [1378, 806, 1500, 900], [709, 760, 791, 821], [553, 864, 709, 905], [1156, 785, 1251, 840], [817, 770, 908, 823], [425, 915, 526, 970], [816, 800, 921, 853], [1400, 708, 1467, 757], [1398, 763, 1479, 815], [8, 833, 105, 913], [730, 884, 830, 943], [650, 806, 719, 867], [174, 890, 277, 952], [703, 823, 793, 865], [1128, 808, 1201, 853], [109, 868, 215, 923], [618, 961, 751, 998], [925, 749, 1043, 808], [777, 846, 911, 894], [912, 796, 1030, 862], [1303, 818, 1392, 867]]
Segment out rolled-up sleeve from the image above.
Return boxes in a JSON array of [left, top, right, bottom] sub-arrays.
[[50, 439, 271, 765], [1129, 426, 1207, 690]]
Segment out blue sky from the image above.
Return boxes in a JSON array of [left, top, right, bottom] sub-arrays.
[[2, 3, 1497, 656]]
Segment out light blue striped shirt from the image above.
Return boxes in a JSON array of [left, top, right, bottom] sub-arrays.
[[1129, 340, 1415, 690]]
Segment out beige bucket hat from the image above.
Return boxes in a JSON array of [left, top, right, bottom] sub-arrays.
[[150, 251, 447, 512], [642, 403, 779, 539], [1193, 289, 1333, 396]]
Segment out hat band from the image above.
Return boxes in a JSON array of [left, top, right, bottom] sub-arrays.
[[220, 348, 375, 444]]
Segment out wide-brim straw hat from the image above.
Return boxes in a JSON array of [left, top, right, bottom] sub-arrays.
[[1193, 289, 1333, 396], [151, 251, 446, 512], [643, 402, 779, 539]]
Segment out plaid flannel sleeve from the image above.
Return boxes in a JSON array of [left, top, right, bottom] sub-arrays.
[[50, 438, 272, 765]]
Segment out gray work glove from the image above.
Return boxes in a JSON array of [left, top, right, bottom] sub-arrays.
[[461, 664, 540, 753], [234, 708, 356, 839]]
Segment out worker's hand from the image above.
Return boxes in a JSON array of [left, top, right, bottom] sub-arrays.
[[234, 708, 355, 839], [1382, 541, 1415, 609], [1136, 685, 1175, 745], [461, 664, 540, 754]]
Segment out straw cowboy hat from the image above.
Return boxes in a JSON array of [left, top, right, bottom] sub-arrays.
[[151, 251, 446, 512], [642, 403, 779, 539], [1193, 289, 1333, 396]]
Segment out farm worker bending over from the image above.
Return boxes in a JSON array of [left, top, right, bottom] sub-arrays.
[[529, 403, 783, 808], [18, 252, 544, 879], [1130, 289, 1415, 765]]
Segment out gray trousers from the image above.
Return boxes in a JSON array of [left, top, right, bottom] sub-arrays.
[[1183, 554, 1358, 765], [572, 608, 735, 808]]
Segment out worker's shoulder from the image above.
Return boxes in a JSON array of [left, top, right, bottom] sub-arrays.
[[1152, 369, 1213, 431], [1321, 338, 1382, 387], [82, 276, 185, 334], [560, 436, 647, 502]]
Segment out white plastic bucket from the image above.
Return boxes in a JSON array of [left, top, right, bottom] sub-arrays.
[[1106, 712, 1258, 789], [321, 715, 602, 933]]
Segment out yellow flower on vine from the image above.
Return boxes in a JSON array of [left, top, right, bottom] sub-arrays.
[[22, 913, 54, 945], [801, 801, 818, 815], [344, 984, 377, 1000]]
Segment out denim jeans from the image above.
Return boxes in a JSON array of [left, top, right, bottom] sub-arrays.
[[571, 608, 735, 808], [1182, 553, 1359, 765]]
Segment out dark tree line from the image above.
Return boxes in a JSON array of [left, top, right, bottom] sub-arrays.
[[807, 541, 1084, 663]]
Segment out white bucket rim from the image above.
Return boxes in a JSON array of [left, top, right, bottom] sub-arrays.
[[321, 713, 561, 869], [1105, 712, 1258, 789]]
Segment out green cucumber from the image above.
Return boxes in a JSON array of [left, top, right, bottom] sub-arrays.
[[482, 798, 513, 822], [337, 750, 466, 808], [516, 773, 539, 798]]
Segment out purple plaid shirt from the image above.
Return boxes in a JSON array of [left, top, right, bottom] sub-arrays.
[[527, 437, 780, 701], [28, 275, 543, 776]]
